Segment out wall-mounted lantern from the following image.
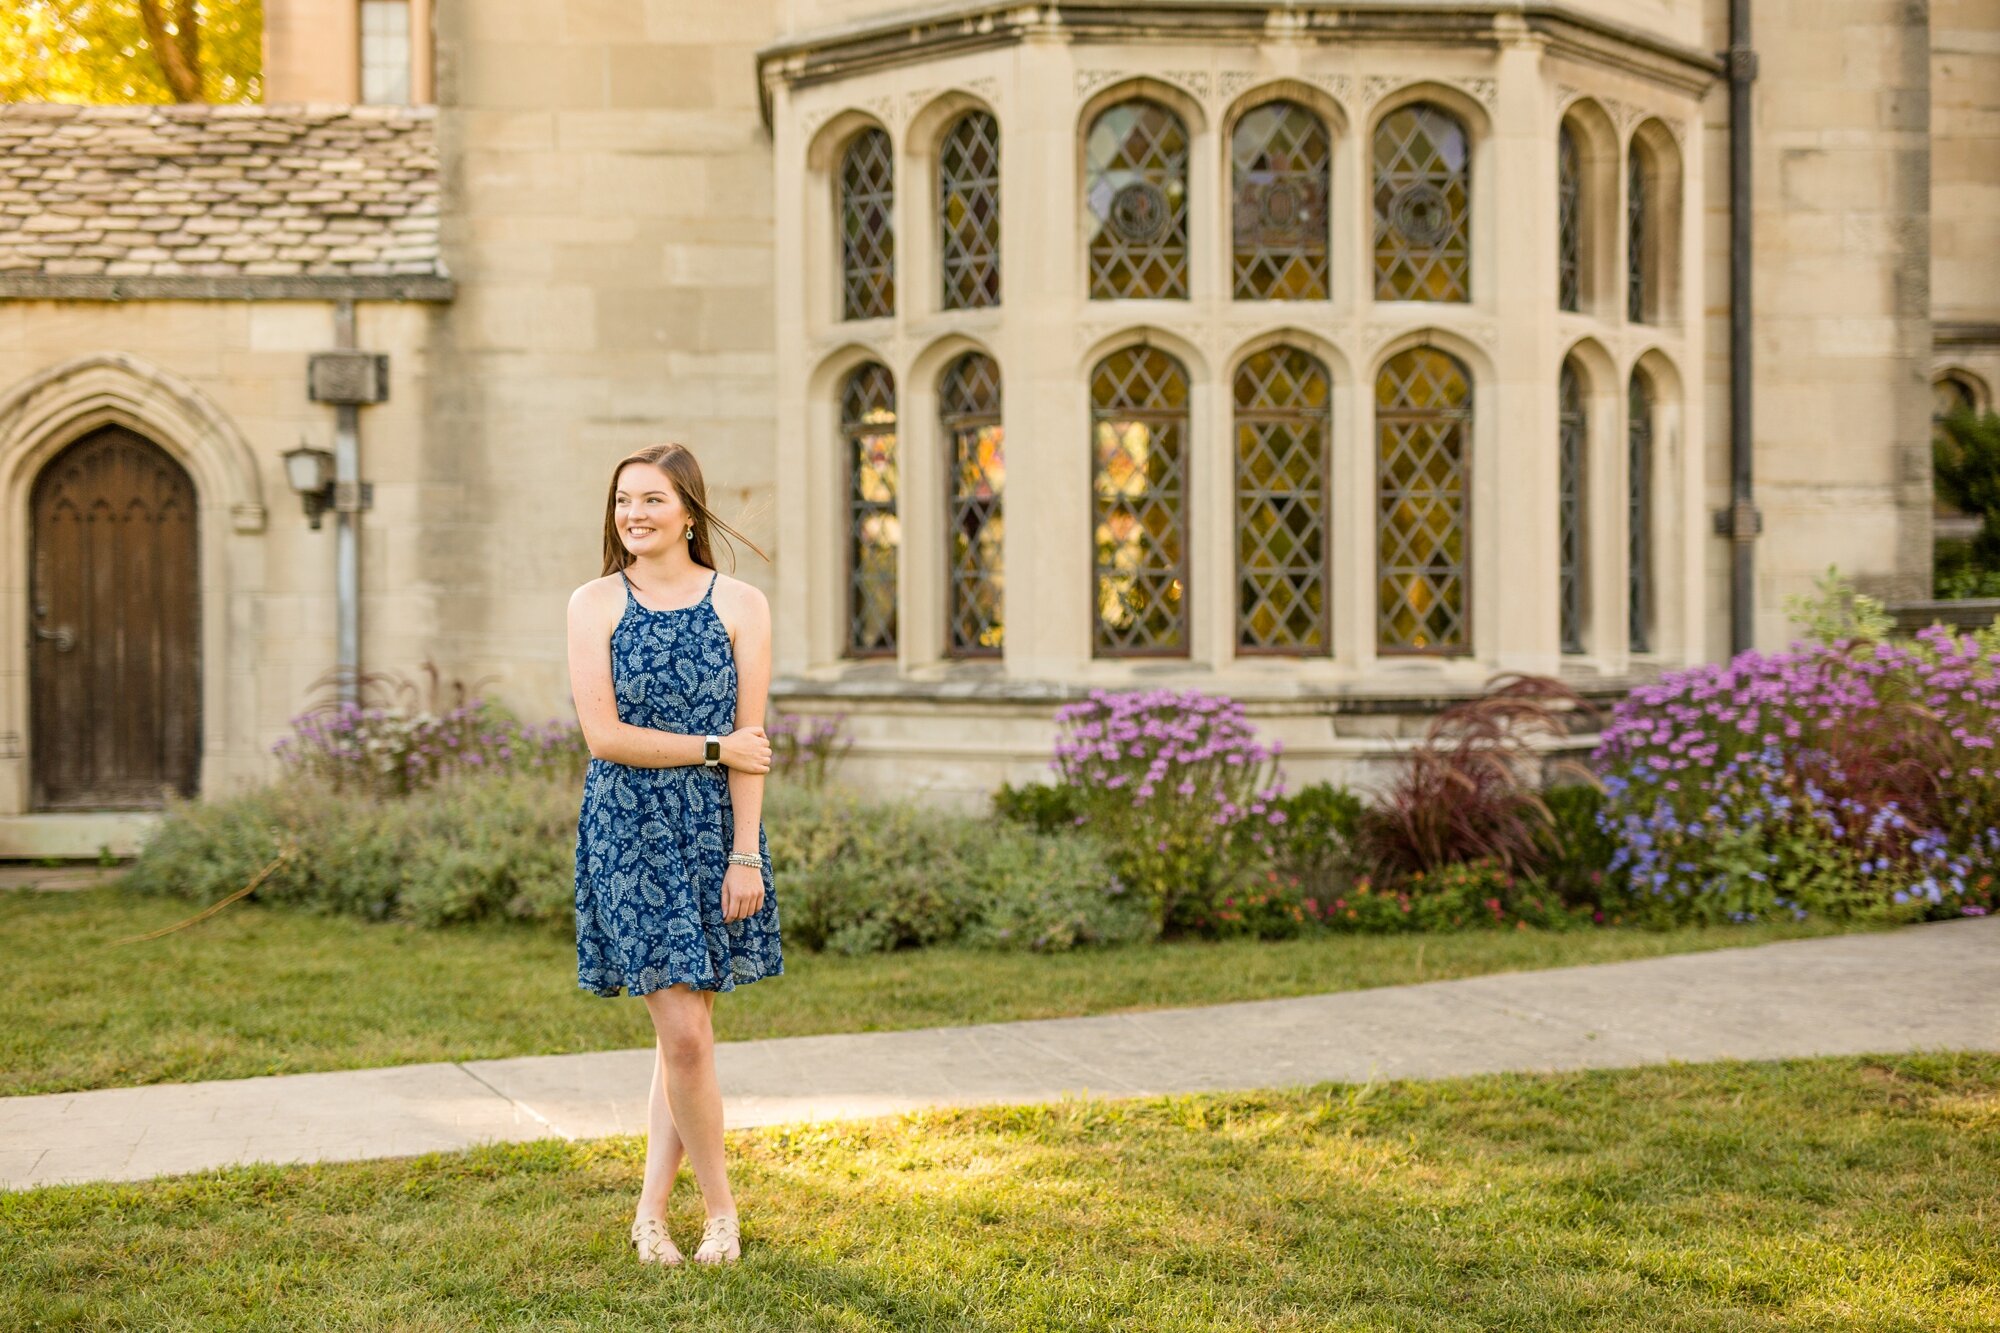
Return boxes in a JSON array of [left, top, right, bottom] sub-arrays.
[[283, 441, 336, 529]]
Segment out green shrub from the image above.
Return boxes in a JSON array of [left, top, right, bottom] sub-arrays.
[[1532, 783, 1625, 913], [992, 779, 1085, 834], [1267, 782, 1365, 903], [125, 774, 1147, 954]]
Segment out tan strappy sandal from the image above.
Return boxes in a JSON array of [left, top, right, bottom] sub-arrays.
[[630, 1216, 683, 1266], [691, 1213, 740, 1264]]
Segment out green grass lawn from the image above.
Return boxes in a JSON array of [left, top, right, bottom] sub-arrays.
[[2, 887, 1870, 1097], [5, 1054, 1995, 1331]]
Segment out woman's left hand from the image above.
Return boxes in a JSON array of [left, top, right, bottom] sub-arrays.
[[722, 863, 765, 923]]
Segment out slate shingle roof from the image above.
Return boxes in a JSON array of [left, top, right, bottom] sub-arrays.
[[0, 103, 449, 300]]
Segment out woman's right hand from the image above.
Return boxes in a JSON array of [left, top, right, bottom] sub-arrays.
[[720, 726, 772, 774]]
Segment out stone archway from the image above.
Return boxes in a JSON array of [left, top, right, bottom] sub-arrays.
[[0, 354, 266, 817]]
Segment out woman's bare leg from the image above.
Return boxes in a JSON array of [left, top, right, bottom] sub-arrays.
[[633, 1037, 685, 1222], [641, 985, 735, 1220]]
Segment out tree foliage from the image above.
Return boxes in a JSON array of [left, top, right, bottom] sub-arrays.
[[1935, 410, 2000, 566], [0, 0, 261, 105]]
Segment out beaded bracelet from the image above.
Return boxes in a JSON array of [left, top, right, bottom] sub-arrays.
[[725, 852, 764, 869]]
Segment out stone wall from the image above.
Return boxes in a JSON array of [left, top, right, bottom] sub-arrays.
[[427, 0, 783, 726], [1698, 0, 1936, 654]]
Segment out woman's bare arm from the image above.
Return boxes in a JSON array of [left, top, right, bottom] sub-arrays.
[[719, 578, 773, 858], [566, 578, 768, 771]]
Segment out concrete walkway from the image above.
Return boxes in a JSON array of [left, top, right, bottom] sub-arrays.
[[4, 917, 1995, 1191]]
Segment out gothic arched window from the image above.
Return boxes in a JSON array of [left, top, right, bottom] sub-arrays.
[[1372, 102, 1470, 302], [940, 351, 1005, 655], [1235, 345, 1332, 653], [939, 111, 1000, 310], [1231, 100, 1330, 301], [1377, 347, 1472, 653], [839, 128, 895, 320], [1627, 370, 1655, 653], [1085, 99, 1190, 300], [842, 362, 898, 655], [1091, 346, 1189, 654], [1558, 122, 1581, 312], [1559, 357, 1588, 653]]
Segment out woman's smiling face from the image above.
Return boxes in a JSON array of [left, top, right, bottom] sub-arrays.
[[614, 461, 689, 557]]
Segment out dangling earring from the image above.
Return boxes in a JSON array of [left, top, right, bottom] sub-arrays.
[[685, 525, 694, 540]]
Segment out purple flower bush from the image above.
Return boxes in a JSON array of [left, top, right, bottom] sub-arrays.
[[273, 699, 586, 798], [1052, 688, 1285, 934], [1594, 627, 2000, 923]]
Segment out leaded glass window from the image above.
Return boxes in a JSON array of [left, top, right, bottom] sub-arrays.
[[1627, 371, 1653, 654], [840, 128, 895, 320], [1377, 348, 1471, 653], [1085, 100, 1189, 300], [941, 352, 1005, 655], [1373, 103, 1470, 302], [1558, 122, 1581, 313], [843, 363, 898, 656], [1091, 346, 1189, 655], [1626, 147, 1647, 324], [939, 112, 1000, 310], [1559, 358, 1587, 654], [1236, 346, 1332, 653], [1231, 101, 1330, 301]]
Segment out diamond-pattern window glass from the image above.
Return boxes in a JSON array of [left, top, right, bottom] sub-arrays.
[[1085, 100, 1190, 300], [1559, 357, 1587, 654], [1231, 101, 1330, 301], [1235, 345, 1332, 653], [1628, 370, 1653, 654], [1372, 103, 1470, 302], [1627, 147, 1648, 324], [938, 112, 1000, 310], [1376, 347, 1472, 653], [1091, 346, 1189, 655], [840, 128, 895, 321], [940, 351, 1005, 656], [843, 363, 898, 656], [1558, 122, 1581, 313]]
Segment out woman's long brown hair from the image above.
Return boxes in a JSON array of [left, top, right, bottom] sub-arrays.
[[599, 443, 770, 577]]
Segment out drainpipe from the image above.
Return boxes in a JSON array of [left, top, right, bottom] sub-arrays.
[[307, 300, 383, 706], [1721, 0, 1762, 654]]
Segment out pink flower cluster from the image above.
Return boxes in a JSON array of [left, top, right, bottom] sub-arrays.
[[1053, 688, 1285, 825]]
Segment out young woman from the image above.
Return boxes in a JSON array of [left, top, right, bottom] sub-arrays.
[[567, 442, 784, 1267]]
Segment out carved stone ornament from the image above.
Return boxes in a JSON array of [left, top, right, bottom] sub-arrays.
[[1361, 74, 1400, 106], [1162, 70, 1212, 99], [1075, 68, 1123, 100], [1457, 77, 1497, 107]]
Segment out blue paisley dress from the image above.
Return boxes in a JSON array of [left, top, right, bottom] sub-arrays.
[[574, 568, 783, 997]]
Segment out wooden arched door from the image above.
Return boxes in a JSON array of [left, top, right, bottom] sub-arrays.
[[29, 427, 201, 809]]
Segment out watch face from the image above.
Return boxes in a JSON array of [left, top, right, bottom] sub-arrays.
[[706, 737, 721, 761]]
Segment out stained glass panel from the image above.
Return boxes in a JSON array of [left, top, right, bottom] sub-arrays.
[[843, 363, 898, 656], [1628, 371, 1653, 654], [1377, 347, 1471, 653], [1231, 101, 1330, 301], [1372, 103, 1470, 302], [1236, 346, 1331, 652], [939, 112, 1000, 310], [940, 351, 1005, 655], [1091, 346, 1189, 654], [1085, 100, 1190, 300], [1559, 358, 1587, 654], [840, 128, 895, 321]]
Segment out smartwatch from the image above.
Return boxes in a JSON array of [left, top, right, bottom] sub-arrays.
[[704, 734, 721, 766]]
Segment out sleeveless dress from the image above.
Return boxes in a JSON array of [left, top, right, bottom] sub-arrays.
[[573, 568, 783, 997]]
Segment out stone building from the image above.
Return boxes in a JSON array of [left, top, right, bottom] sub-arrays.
[[0, 0, 1994, 851]]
